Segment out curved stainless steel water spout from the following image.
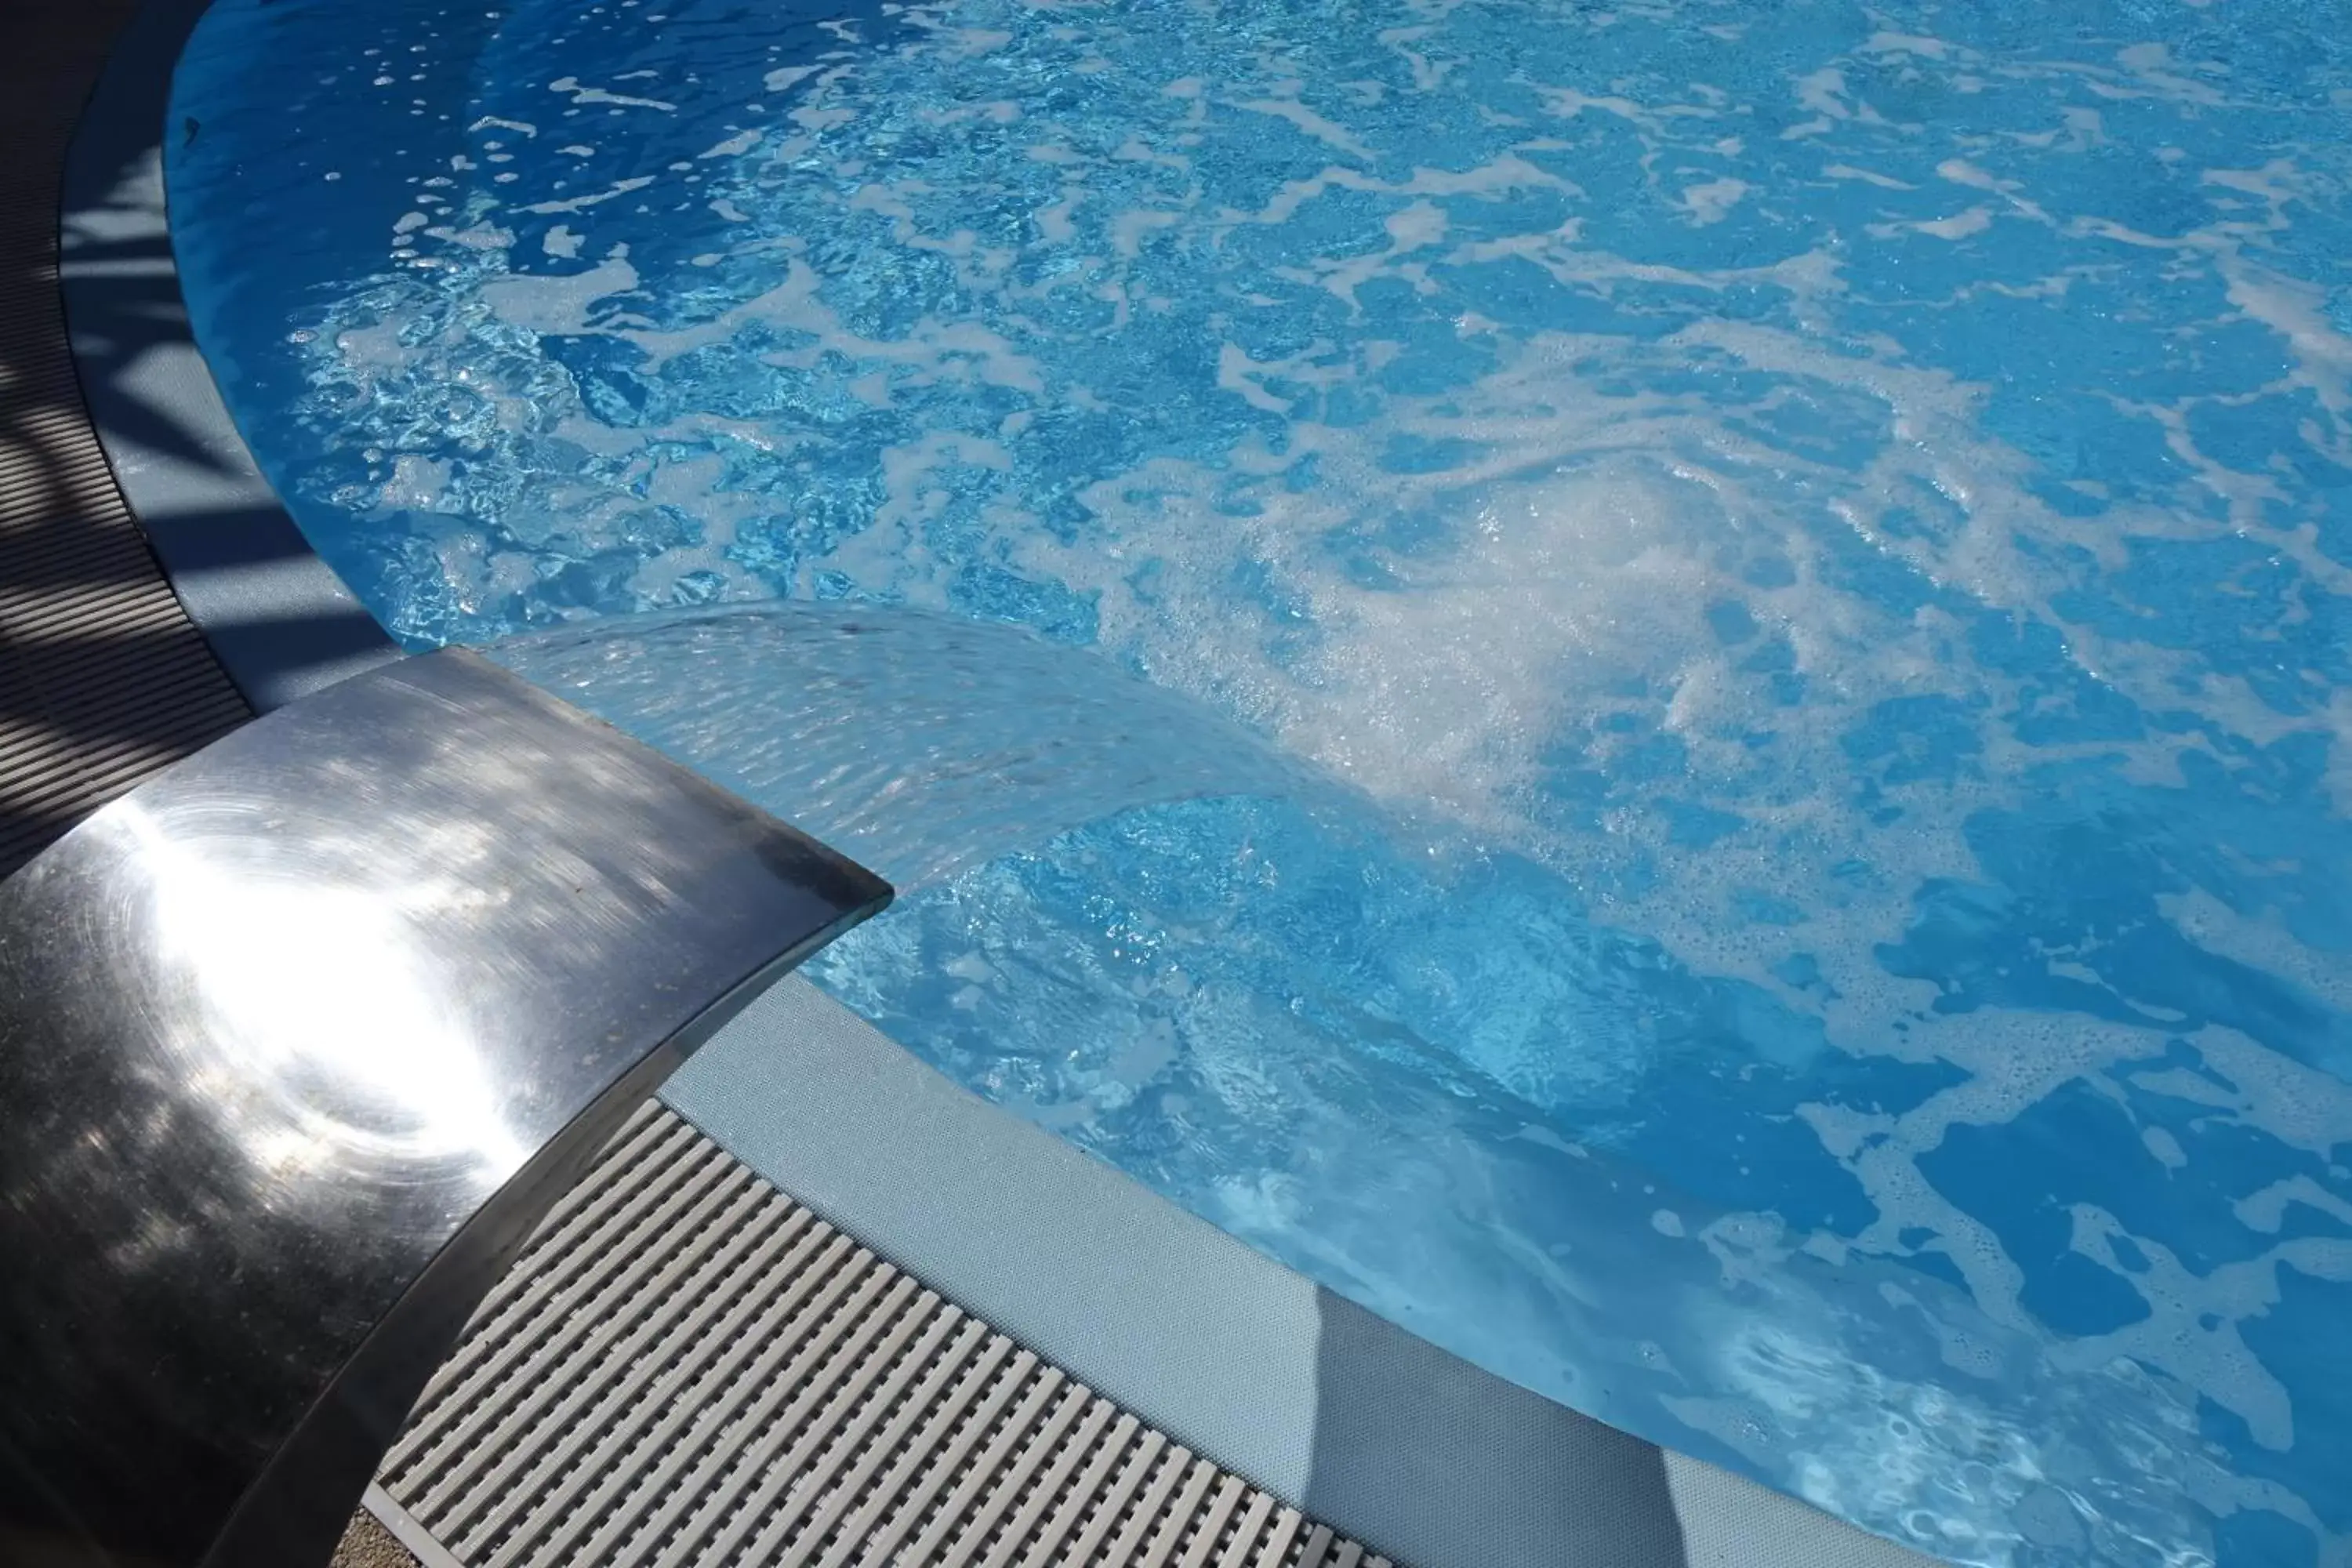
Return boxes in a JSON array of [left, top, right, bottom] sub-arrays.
[[0, 649, 891, 1568]]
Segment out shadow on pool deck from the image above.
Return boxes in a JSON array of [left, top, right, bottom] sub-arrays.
[[1308, 1290, 1692, 1568], [52, 169, 401, 712], [54, 0, 401, 718], [0, 0, 250, 877]]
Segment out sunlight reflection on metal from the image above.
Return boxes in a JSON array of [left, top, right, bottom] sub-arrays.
[[121, 801, 528, 1178], [0, 648, 890, 1568]]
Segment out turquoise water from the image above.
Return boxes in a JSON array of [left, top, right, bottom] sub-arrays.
[[169, 1, 2352, 1562]]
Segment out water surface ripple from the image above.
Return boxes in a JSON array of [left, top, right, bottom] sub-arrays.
[[168, 1, 2352, 1561]]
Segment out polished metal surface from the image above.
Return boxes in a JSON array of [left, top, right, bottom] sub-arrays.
[[0, 648, 890, 1568]]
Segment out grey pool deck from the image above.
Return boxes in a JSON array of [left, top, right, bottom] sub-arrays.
[[373, 1080, 1399, 1568], [5, 0, 1953, 1563]]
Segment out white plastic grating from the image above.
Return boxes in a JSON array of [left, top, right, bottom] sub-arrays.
[[379, 1102, 1391, 1568]]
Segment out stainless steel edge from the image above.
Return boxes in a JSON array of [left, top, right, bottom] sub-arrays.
[[0, 648, 892, 1568]]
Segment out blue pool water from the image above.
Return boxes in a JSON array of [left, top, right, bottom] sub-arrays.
[[167, 1, 2352, 1562]]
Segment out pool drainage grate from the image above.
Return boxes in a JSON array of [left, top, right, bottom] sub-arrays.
[[378, 1102, 1392, 1568]]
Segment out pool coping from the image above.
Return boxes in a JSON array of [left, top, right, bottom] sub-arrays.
[[58, 0, 401, 713], [50, 7, 1947, 1567]]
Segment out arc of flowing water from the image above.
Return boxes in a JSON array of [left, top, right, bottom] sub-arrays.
[[488, 602, 1345, 891]]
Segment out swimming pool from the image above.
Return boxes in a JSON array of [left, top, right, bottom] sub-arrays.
[[165, 1, 2351, 1563]]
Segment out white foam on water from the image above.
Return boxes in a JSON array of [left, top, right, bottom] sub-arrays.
[[246, 2, 2352, 1558]]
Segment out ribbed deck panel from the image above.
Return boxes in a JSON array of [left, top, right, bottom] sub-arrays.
[[380, 1103, 1390, 1568], [0, 0, 250, 877]]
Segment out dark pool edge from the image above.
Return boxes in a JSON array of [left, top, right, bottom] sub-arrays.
[[58, 0, 401, 713]]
